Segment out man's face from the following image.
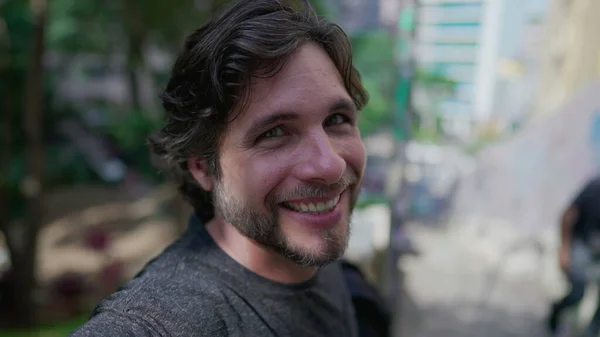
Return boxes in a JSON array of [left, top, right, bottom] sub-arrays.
[[212, 43, 366, 267]]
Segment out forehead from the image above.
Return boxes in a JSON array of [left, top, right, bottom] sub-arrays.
[[232, 43, 351, 127]]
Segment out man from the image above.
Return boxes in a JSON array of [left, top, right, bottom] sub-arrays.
[[549, 176, 600, 337], [70, 0, 370, 336]]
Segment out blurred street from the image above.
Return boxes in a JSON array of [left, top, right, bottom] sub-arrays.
[[348, 205, 567, 337], [395, 220, 553, 337]]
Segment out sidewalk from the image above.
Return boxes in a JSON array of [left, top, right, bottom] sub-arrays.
[[391, 219, 560, 337]]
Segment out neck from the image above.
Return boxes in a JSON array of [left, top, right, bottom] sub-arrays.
[[205, 216, 317, 284]]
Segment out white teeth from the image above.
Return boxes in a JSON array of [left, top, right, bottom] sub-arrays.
[[285, 195, 341, 214], [326, 199, 334, 209]]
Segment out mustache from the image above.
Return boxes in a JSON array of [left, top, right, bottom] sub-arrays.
[[272, 169, 359, 204]]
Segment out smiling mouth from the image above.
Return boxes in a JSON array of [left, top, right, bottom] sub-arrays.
[[281, 195, 341, 214]]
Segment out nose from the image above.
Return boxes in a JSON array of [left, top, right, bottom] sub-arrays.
[[293, 131, 346, 185]]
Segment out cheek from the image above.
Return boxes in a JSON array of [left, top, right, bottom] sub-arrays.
[[222, 152, 291, 202]]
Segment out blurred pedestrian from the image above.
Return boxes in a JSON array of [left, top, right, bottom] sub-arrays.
[[548, 176, 600, 337]]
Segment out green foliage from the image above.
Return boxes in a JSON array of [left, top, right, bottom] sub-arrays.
[[308, 0, 333, 17], [358, 78, 392, 135], [415, 68, 456, 95], [5, 143, 99, 219], [0, 0, 33, 68], [1, 0, 103, 221], [412, 66, 458, 141], [103, 109, 162, 152], [351, 30, 396, 136], [351, 30, 395, 88], [102, 109, 165, 181], [48, 0, 119, 53], [47, 0, 231, 54], [412, 123, 442, 143]]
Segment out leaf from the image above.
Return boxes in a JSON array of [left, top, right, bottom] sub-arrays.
[[359, 78, 392, 135]]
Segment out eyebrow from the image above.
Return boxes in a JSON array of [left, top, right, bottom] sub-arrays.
[[245, 113, 300, 140], [244, 97, 357, 140], [330, 98, 357, 114]]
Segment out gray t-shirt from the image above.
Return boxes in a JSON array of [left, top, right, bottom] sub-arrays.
[[69, 216, 358, 337]]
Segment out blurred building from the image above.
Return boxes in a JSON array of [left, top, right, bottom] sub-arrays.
[[413, 0, 488, 140], [491, 0, 547, 129], [413, 0, 548, 140], [325, 0, 403, 33], [380, 0, 403, 30], [534, 0, 600, 116], [326, 0, 380, 33]]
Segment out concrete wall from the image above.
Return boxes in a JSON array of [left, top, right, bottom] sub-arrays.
[[534, 0, 600, 116]]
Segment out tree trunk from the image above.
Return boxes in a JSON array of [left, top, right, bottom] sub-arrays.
[[127, 67, 141, 111], [123, 0, 145, 111], [0, 79, 12, 234], [8, 0, 48, 327], [0, 66, 13, 328], [0, 11, 12, 235]]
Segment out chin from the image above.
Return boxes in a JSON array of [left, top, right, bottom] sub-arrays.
[[282, 245, 346, 268], [276, 221, 350, 267]]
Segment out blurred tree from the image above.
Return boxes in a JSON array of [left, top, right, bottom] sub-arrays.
[[0, 0, 32, 326], [350, 30, 396, 136], [350, 30, 457, 139], [349, 25, 458, 141], [48, 0, 237, 110], [47, 0, 117, 53], [0, 0, 100, 326], [119, 0, 203, 110], [21, 0, 48, 323], [0, 0, 48, 327], [413, 67, 457, 141], [358, 78, 392, 135]]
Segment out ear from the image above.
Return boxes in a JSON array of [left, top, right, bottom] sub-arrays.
[[187, 157, 214, 191]]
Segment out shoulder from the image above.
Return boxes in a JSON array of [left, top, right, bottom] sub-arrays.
[[73, 247, 231, 336], [115, 259, 228, 330], [70, 303, 227, 337]]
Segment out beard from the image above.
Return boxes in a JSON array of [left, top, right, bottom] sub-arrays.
[[212, 170, 360, 268]]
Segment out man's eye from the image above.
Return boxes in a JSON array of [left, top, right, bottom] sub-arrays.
[[260, 126, 285, 139], [325, 113, 350, 127]]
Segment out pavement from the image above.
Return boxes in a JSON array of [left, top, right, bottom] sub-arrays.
[[393, 219, 558, 337], [393, 216, 600, 337], [347, 203, 576, 337]]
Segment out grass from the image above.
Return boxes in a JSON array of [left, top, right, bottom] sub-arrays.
[[0, 315, 88, 337]]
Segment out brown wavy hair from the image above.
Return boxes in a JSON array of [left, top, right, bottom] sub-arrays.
[[148, 0, 369, 221]]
